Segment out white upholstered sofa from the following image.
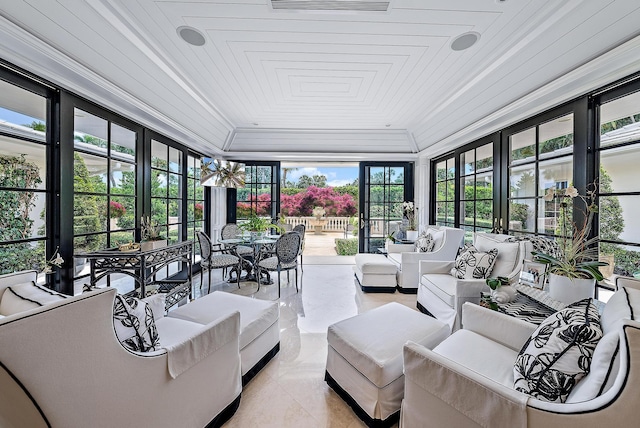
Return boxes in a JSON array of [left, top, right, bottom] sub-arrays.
[[387, 225, 464, 292], [401, 289, 640, 428], [0, 270, 242, 428]]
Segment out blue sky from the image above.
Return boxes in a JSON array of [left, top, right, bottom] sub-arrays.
[[285, 166, 358, 187], [0, 107, 42, 125]]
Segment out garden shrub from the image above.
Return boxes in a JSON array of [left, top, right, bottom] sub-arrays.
[[335, 238, 358, 256]]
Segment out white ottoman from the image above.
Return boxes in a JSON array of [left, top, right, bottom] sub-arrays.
[[354, 253, 398, 293], [168, 291, 279, 385], [325, 302, 449, 427]]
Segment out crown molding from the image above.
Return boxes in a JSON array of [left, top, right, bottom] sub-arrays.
[[222, 150, 418, 162], [419, 33, 640, 160], [0, 15, 226, 156]]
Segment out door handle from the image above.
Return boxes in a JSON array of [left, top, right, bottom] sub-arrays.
[[360, 213, 365, 229]]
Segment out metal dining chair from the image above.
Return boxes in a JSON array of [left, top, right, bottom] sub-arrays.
[[292, 224, 306, 272], [221, 223, 253, 257], [256, 232, 301, 299], [197, 231, 241, 293]]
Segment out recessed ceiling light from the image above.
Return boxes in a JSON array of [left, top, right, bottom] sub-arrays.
[[385, 124, 391, 127], [252, 122, 259, 126], [450, 32, 480, 51], [177, 26, 206, 46]]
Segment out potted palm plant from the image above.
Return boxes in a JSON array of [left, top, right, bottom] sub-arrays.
[[532, 182, 608, 304]]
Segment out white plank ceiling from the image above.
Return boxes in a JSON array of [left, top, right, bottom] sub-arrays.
[[1, 0, 640, 159]]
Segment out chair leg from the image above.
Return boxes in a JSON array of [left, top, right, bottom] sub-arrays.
[[236, 262, 241, 289], [199, 268, 203, 290], [295, 267, 298, 292], [207, 268, 212, 294], [300, 254, 303, 272], [255, 266, 261, 292], [277, 266, 281, 299]]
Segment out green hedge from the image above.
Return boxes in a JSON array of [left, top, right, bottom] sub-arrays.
[[335, 238, 358, 256]]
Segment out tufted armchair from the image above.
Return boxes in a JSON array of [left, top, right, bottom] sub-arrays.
[[417, 232, 530, 331], [387, 226, 464, 292]]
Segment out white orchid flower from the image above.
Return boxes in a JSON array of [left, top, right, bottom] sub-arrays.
[[543, 188, 555, 201], [565, 185, 579, 198]]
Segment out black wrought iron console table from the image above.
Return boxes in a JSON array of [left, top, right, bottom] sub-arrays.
[[77, 241, 193, 309]]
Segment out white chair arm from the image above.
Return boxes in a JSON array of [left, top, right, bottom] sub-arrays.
[[164, 311, 240, 378], [403, 341, 528, 428], [454, 279, 489, 298], [419, 260, 454, 275], [461, 302, 537, 351], [387, 243, 415, 253]]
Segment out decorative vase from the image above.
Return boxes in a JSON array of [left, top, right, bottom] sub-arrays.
[[406, 230, 419, 241], [491, 285, 517, 303], [547, 273, 596, 305]]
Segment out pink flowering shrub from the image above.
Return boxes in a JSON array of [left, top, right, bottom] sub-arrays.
[[237, 193, 272, 217], [109, 200, 126, 218], [281, 186, 356, 217]]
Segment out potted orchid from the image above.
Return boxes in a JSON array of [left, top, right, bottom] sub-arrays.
[[532, 182, 607, 303], [402, 201, 418, 241]]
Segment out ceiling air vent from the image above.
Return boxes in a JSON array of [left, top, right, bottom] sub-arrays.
[[271, 0, 390, 12]]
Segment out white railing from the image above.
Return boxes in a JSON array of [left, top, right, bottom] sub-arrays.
[[284, 216, 353, 232], [283, 216, 386, 233]]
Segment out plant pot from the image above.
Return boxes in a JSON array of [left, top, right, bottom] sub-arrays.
[[406, 230, 419, 241], [547, 273, 596, 305], [140, 239, 167, 251]]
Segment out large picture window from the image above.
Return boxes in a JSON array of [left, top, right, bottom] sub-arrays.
[[434, 156, 456, 228], [236, 162, 278, 221], [460, 141, 494, 239], [597, 88, 640, 281], [507, 113, 574, 236], [73, 109, 138, 279], [0, 76, 51, 278]]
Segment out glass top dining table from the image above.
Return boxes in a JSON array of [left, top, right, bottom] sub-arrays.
[[219, 234, 280, 284]]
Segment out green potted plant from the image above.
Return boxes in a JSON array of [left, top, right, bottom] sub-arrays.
[[532, 182, 608, 304], [239, 214, 282, 240], [140, 215, 167, 251]]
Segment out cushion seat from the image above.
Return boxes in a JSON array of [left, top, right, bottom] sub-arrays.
[[168, 291, 279, 383], [355, 254, 397, 275], [326, 302, 449, 426], [353, 254, 398, 292], [433, 329, 518, 388]]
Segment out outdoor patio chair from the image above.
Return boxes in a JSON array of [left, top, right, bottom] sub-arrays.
[[256, 231, 301, 299], [197, 231, 242, 293]]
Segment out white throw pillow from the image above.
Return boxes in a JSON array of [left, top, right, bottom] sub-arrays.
[[426, 228, 445, 251], [415, 233, 436, 253], [475, 234, 520, 277], [0, 281, 67, 316], [566, 331, 619, 403], [601, 287, 639, 334], [513, 298, 603, 403], [450, 245, 498, 279], [113, 294, 160, 353]]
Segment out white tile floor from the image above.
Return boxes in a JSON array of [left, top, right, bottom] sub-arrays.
[[192, 259, 417, 428]]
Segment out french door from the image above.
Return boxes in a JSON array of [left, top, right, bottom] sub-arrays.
[[359, 162, 414, 253]]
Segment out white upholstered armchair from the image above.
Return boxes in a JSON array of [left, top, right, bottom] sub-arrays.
[[387, 226, 464, 292], [416, 232, 530, 331], [401, 291, 640, 428]]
